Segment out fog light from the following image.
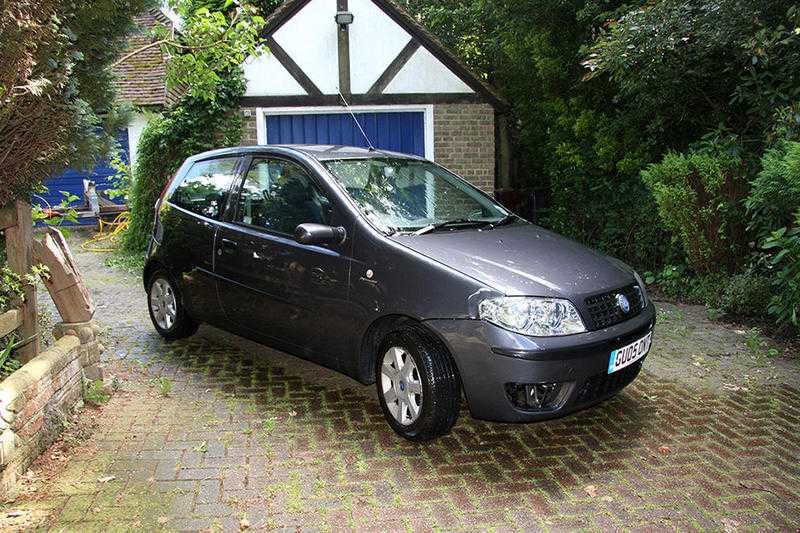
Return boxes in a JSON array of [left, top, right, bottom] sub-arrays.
[[505, 382, 567, 411]]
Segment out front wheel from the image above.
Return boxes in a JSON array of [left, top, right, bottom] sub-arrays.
[[376, 326, 460, 442], [147, 272, 198, 340]]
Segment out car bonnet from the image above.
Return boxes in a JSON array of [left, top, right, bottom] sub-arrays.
[[389, 223, 636, 299]]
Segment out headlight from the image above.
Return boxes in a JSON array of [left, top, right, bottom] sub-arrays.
[[633, 271, 649, 307], [478, 297, 587, 337]]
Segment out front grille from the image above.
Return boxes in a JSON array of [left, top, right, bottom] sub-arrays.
[[584, 284, 644, 330], [575, 359, 643, 404]]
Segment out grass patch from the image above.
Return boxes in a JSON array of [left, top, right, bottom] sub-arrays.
[[149, 376, 172, 396], [82, 378, 110, 405], [104, 248, 145, 275]]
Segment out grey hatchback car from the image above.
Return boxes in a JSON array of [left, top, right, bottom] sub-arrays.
[[144, 145, 656, 441]]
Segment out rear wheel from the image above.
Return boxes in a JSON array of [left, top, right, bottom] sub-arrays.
[[376, 326, 460, 441], [147, 272, 198, 340]]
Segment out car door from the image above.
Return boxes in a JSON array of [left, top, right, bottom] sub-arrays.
[[159, 156, 241, 324], [214, 156, 358, 365]]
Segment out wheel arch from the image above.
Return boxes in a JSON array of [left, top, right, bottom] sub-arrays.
[[143, 258, 166, 290], [355, 314, 463, 390]]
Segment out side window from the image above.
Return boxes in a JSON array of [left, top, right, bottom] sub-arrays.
[[169, 157, 239, 219], [234, 158, 331, 234]]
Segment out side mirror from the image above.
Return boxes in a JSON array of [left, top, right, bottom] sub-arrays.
[[294, 223, 346, 246]]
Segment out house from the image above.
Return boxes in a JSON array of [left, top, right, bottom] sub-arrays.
[[41, 0, 508, 221], [37, 9, 173, 221], [112, 9, 176, 173], [240, 0, 508, 193]]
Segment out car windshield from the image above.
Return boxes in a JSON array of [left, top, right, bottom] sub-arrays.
[[323, 157, 509, 234]]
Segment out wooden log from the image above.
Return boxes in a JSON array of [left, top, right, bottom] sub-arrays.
[[31, 228, 94, 323], [4, 201, 38, 363]]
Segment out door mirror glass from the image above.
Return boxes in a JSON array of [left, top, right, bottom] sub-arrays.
[[295, 223, 346, 246]]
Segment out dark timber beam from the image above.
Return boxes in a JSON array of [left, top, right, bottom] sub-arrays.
[[368, 39, 420, 95], [241, 93, 485, 107], [337, 0, 351, 95], [265, 36, 322, 96]]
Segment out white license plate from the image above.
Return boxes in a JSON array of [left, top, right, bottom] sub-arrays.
[[608, 332, 652, 374]]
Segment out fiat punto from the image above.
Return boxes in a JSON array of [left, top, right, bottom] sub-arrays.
[[144, 145, 655, 441]]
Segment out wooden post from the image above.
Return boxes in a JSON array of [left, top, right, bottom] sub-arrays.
[[32, 228, 94, 323], [3, 201, 38, 363]]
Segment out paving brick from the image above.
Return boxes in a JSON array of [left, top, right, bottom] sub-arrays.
[[9, 236, 800, 532]]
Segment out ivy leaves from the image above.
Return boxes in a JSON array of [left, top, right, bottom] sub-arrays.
[[163, 0, 266, 102]]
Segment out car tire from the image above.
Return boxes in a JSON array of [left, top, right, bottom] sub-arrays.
[[375, 325, 460, 442], [146, 271, 198, 341]]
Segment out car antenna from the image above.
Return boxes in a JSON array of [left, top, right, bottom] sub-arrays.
[[339, 91, 376, 152]]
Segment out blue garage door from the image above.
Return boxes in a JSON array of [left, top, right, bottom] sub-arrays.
[[265, 112, 426, 157], [36, 129, 129, 225]]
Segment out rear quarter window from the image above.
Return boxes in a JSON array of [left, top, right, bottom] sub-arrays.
[[169, 157, 239, 219]]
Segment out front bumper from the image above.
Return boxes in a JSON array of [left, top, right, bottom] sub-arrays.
[[425, 302, 656, 422]]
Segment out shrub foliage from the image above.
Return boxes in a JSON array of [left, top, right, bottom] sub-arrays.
[[0, 0, 154, 205], [641, 150, 749, 274], [404, 0, 800, 331], [123, 76, 245, 252]]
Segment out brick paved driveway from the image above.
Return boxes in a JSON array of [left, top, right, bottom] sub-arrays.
[[3, 235, 799, 531]]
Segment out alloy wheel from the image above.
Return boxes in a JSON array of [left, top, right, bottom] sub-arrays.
[[150, 278, 177, 331], [380, 346, 423, 425]]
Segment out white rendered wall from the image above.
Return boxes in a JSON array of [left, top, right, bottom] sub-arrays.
[[348, 0, 413, 93], [385, 47, 473, 94], [243, 53, 308, 96], [273, 0, 339, 94], [127, 113, 149, 175], [242, 0, 477, 97]]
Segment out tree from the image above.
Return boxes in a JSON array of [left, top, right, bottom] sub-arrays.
[[406, 0, 675, 270], [584, 0, 800, 153], [0, 0, 156, 206]]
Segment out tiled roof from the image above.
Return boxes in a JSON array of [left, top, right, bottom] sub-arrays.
[[113, 10, 172, 107]]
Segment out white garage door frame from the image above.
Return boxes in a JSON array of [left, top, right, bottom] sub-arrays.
[[255, 104, 435, 161]]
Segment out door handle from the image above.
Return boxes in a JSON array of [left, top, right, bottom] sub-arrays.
[[220, 238, 238, 253]]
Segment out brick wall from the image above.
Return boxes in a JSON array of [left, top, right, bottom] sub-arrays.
[[242, 108, 258, 146], [433, 103, 495, 194], [0, 322, 104, 497], [239, 103, 497, 193]]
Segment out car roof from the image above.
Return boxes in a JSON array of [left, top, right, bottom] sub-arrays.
[[190, 144, 426, 163]]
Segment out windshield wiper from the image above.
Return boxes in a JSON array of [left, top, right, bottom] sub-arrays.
[[487, 214, 520, 229], [413, 218, 492, 235]]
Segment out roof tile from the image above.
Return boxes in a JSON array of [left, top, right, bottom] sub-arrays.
[[113, 10, 171, 107]]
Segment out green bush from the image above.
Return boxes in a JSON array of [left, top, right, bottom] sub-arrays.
[[745, 141, 800, 332], [717, 271, 774, 317], [543, 106, 679, 272], [641, 149, 749, 274], [0, 265, 25, 314], [645, 264, 726, 306], [123, 75, 245, 252], [762, 215, 800, 332], [746, 141, 800, 236]]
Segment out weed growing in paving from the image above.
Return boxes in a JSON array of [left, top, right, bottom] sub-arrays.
[[104, 248, 145, 275], [262, 417, 277, 432], [745, 328, 779, 360], [82, 379, 109, 405], [149, 376, 172, 396]]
